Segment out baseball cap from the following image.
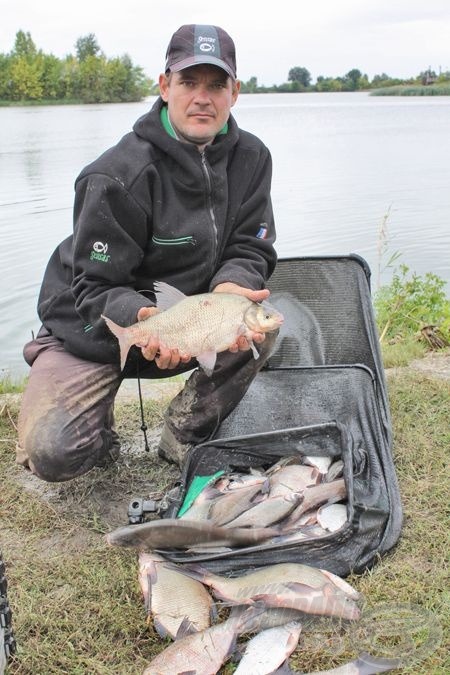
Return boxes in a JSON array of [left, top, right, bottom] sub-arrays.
[[165, 24, 237, 80]]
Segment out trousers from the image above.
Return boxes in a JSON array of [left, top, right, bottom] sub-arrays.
[[16, 326, 276, 482]]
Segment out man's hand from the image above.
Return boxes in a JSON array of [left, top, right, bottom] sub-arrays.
[[213, 282, 269, 353], [137, 306, 192, 369]]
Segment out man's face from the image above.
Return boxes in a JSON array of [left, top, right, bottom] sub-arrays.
[[159, 64, 240, 147]]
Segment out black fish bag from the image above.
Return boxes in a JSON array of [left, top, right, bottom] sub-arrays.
[[161, 256, 403, 578]]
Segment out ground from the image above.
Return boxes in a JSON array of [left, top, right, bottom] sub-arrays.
[[1, 352, 448, 673]]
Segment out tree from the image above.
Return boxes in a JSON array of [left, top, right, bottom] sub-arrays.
[[12, 30, 37, 58], [288, 66, 311, 88], [75, 34, 101, 62], [10, 57, 43, 99], [343, 68, 363, 91]]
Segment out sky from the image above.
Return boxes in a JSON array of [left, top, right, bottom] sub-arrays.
[[1, 0, 449, 85]]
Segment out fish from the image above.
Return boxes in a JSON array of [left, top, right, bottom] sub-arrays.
[[283, 479, 347, 528], [304, 455, 333, 474], [317, 503, 348, 532], [178, 483, 223, 521], [231, 603, 306, 633], [209, 479, 270, 526], [301, 651, 401, 674], [325, 459, 344, 482], [138, 552, 214, 639], [224, 492, 303, 528], [173, 562, 361, 620], [234, 620, 302, 674], [105, 518, 279, 551], [102, 281, 284, 372], [142, 608, 247, 675], [267, 464, 321, 498]]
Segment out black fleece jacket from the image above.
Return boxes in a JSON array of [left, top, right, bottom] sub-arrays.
[[37, 97, 277, 365]]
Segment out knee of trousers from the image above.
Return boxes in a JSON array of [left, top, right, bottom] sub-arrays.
[[25, 427, 103, 483]]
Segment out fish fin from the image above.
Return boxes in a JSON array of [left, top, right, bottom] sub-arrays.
[[249, 339, 259, 359], [153, 281, 187, 310], [101, 315, 133, 370], [353, 651, 402, 674], [196, 350, 217, 375], [174, 616, 198, 640], [144, 572, 153, 615], [283, 582, 318, 594], [210, 601, 219, 624], [153, 616, 170, 639]]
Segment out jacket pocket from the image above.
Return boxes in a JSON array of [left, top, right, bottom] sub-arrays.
[[152, 235, 196, 246]]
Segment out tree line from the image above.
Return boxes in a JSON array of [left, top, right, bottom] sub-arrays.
[[0, 31, 153, 103], [240, 65, 450, 93], [1, 31, 448, 103]]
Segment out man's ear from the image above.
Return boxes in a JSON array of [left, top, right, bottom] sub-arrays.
[[159, 73, 170, 102]]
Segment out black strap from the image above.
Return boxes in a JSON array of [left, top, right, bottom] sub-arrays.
[[136, 357, 150, 453]]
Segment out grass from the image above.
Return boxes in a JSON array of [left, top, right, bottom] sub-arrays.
[[0, 373, 28, 395], [370, 84, 450, 96], [1, 369, 449, 673]]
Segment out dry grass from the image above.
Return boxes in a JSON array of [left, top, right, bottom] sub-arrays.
[[1, 369, 449, 674]]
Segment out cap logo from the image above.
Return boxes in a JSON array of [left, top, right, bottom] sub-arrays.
[[198, 36, 216, 53]]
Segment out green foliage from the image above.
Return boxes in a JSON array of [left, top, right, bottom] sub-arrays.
[[75, 33, 101, 61], [288, 66, 311, 88], [0, 30, 151, 104], [374, 265, 450, 345], [13, 30, 37, 58]]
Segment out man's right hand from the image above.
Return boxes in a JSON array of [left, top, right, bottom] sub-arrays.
[[137, 306, 192, 369]]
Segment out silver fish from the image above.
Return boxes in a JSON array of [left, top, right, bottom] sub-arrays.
[[267, 464, 321, 498], [102, 281, 284, 372], [234, 620, 302, 674], [142, 609, 246, 675], [209, 479, 270, 526], [138, 552, 214, 639], [105, 518, 278, 551], [224, 492, 303, 528], [302, 651, 401, 674], [232, 603, 306, 633], [283, 479, 347, 528], [325, 459, 345, 482], [174, 562, 361, 621], [304, 455, 333, 474], [178, 483, 223, 521], [317, 503, 348, 532]]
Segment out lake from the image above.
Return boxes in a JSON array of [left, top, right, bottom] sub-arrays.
[[1, 92, 450, 375]]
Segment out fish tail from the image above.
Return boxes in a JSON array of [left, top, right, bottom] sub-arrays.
[[101, 314, 133, 370]]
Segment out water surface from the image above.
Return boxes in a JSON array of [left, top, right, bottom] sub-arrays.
[[1, 92, 449, 373]]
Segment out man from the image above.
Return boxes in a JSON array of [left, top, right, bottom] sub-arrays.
[[16, 24, 277, 481]]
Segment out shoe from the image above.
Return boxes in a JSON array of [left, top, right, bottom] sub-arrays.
[[157, 424, 193, 467], [95, 428, 121, 468], [95, 443, 120, 468]]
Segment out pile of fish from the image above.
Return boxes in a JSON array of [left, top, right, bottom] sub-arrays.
[[132, 553, 397, 675], [106, 455, 400, 673], [178, 453, 349, 551]]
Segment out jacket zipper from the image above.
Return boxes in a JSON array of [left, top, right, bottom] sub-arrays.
[[201, 151, 218, 263]]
